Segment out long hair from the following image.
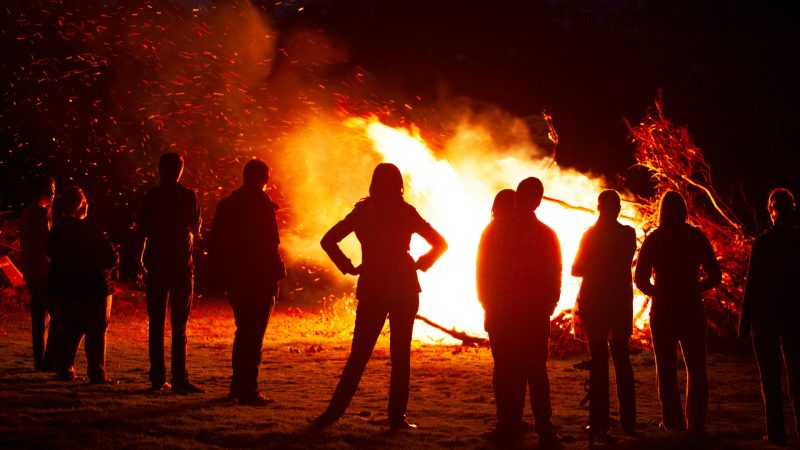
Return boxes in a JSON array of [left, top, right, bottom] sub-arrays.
[[491, 189, 516, 220], [658, 190, 687, 227], [368, 163, 404, 201], [54, 186, 87, 220]]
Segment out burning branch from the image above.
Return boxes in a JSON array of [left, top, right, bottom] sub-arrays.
[[542, 110, 559, 171], [625, 91, 753, 338], [415, 314, 488, 347]]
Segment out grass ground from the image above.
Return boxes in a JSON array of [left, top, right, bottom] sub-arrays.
[[0, 291, 795, 449]]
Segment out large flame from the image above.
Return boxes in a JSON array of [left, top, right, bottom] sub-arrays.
[[335, 116, 647, 340]]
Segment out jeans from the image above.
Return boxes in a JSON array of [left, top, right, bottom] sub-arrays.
[[587, 338, 636, 432], [650, 313, 708, 432], [59, 295, 112, 381], [146, 269, 193, 386], [325, 295, 418, 421], [228, 292, 275, 398], [488, 314, 554, 434]]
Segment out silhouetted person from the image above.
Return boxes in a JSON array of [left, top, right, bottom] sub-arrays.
[[136, 153, 204, 394], [315, 163, 447, 430], [739, 188, 800, 445], [20, 175, 59, 371], [572, 190, 637, 436], [47, 187, 118, 384], [634, 191, 721, 435], [208, 159, 285, 406], [478, 178, 562, 444]]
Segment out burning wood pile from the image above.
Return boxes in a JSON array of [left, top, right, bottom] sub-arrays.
[[625, 92, 752, 341]]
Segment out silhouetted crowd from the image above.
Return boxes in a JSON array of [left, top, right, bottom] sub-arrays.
[[17, 154, 800, 446]]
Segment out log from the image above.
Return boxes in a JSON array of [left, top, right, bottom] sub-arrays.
[[415, 314, 488, 346]]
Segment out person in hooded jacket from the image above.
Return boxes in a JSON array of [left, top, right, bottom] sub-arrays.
[[634, 191, 721, 435], [315, 163, 447, 430]]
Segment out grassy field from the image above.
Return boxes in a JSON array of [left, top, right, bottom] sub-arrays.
[[0, 290, 794, 449]]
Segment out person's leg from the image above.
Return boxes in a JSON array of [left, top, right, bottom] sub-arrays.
[[146, 273, 168, 388], [752, 327, 785, 442], [527, 316, 554, 437], [28, 280, 48, 369], [387, 296, 419, 423], [324, 300, 387, 417], [42, 287, 62, 370], [169, 270, 193, 385], [650, 316, 685, 431], [587, 339, 610, 433], [57, 299, 82, 380], [229, 294, 273, 398], [781, 327, 800, 440], [609, 337, 637, 432], [489, 324, 527, 432], [680, 315, 709, 434], [85, 295, 112, 382]]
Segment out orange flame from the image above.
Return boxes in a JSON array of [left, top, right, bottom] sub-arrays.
[[280, 114, 648, 342]]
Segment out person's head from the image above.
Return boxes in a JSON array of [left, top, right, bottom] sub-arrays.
[[159, 152, 184, 183], [597, 189, 621, 220], [658, 191, 687, 227], [369, 163, 404, 201], [58, 186, 88, 220], [32, 175, 55, 207], [767, 188, 795, 224], [516, 177, 544, 213], [243, 159, 269, 191], [491, 189, 516, 220]]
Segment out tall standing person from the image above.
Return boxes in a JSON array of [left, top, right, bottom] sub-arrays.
[[208, 159, 285, 406], [315, 163, 447, 430], [48, 187, 118, 384], [634, 191, 721, 436], [137, 153, 205, 394], [739, 188, 800, 445], [20, 176, 59, 371], [481, 177, 562, 445], [572, 190, 637, 436]]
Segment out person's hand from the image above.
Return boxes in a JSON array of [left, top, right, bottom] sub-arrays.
[[415, 256, 433, 272], [136, 261, 147, 285], [738, 322, 751, 340], [342, 263, 360, 276]]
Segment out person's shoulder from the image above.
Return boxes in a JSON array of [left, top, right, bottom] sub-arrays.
[[21, 204, 43, 220], [177, 182, 197, 198]]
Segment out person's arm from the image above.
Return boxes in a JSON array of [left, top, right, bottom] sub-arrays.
[[571, 231, 590, 277], [544, 229, 562, 315], [414, 221, 447, 272], [266, 200, 285, 281], [134, 194, 150, 276], [698, 232, 722, 292], [634, 235, 656, 296], [320, 211, 358, 275], [475, 228, 493, 309], [739, 240, 762, 337], [190, 190, 202, 239]]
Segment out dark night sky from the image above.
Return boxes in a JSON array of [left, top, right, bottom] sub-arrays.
[[273, 0, 800, 228], [2, 0, 800, 233]]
